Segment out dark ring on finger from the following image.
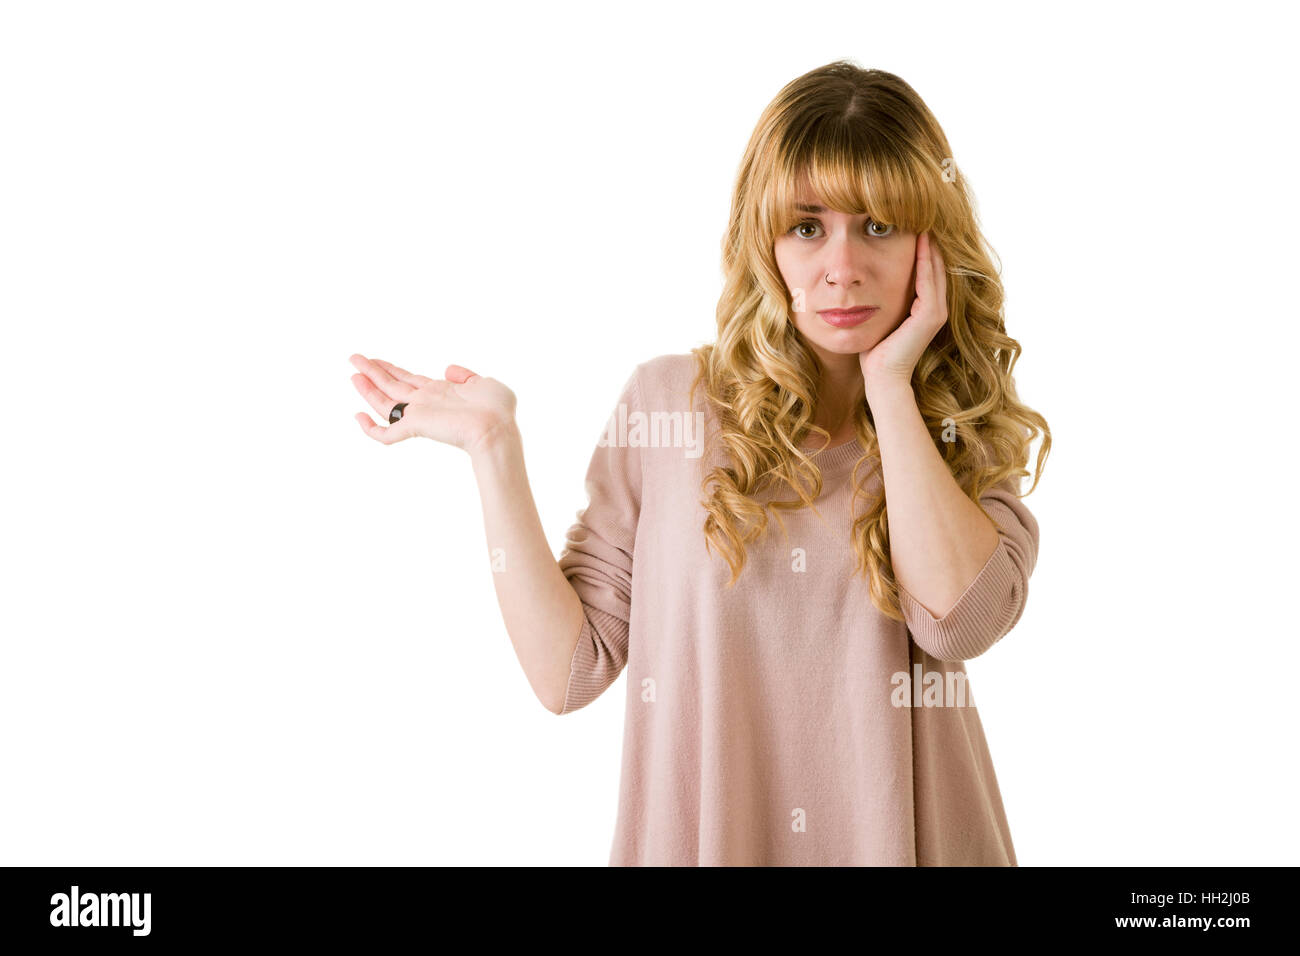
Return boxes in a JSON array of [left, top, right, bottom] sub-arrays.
[[388, 402, 408, 424]]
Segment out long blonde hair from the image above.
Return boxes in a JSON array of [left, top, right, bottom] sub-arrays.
[[688, 60, 1051, 621]]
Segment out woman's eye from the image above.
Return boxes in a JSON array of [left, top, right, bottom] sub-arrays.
[[788, 218, 894, 238]]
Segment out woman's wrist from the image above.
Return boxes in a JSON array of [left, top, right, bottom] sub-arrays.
[[467, 418, 522, 470]]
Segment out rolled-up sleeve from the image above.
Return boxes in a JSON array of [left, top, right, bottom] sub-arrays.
[[897, 476, 1040, 661], [554, 366, 644, 714]]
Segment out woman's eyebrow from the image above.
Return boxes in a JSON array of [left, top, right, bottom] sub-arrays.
[[793, 203, 871, 215]]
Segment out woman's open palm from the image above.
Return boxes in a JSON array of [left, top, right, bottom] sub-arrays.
[[348, 354, 516, 454]]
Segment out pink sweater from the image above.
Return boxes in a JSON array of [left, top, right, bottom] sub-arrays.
[[557, 353, 1040, 866]]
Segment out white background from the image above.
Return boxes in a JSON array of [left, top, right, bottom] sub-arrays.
[[2, 0, 1296, 866]]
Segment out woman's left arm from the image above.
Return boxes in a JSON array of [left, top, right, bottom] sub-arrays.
[[868, 377, 1001, 616], [861, 232, 1039, 660], [868, 378, 1040, 660]]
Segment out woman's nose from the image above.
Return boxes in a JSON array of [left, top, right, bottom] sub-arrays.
[[822, 238, 872, 286]]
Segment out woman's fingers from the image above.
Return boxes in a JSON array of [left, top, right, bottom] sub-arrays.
[[915, 231, 931, 297], [349, 354, 420, 419], [350, 371, 409, 421], [913, 232, 946, 319], [446, 364, 480, 384], [372, 357, 435, 389], [926, 233, 947, 319], [355, 411, 409, 444], [349, 354, 417, 399]]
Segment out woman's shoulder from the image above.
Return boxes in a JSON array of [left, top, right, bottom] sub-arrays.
[[629, 351, 704, 408]]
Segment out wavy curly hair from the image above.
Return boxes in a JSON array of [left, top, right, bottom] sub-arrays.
[[688, 60, 1051, 621]]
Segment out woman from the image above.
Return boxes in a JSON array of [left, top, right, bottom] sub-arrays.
[[349, 61, 1051, 866]]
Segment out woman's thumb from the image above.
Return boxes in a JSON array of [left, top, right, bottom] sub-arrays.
[[446, 364, 480, 383]]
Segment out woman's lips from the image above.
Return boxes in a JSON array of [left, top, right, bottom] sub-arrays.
[[817, 306, 879, 328]]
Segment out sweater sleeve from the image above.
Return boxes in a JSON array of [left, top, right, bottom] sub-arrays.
[[896, 475, 1040, 662], [554, 366, 644, 714]]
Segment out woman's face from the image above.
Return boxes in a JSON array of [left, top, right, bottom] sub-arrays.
[[773, 196, 919, 363]]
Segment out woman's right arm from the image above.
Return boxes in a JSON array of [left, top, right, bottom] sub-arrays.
[[348, 355, 585, 715], [468, 422, 586, 715]]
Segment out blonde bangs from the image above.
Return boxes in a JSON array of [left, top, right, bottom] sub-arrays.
[[764, 130, 941, 241]]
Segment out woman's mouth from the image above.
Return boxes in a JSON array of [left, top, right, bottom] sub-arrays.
[[817, 306, 879, 328]]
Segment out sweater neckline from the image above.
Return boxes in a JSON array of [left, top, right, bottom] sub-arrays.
[[797, 436, 868, 476]]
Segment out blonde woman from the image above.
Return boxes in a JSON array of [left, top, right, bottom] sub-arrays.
[[349, 61, 1050, 866]]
